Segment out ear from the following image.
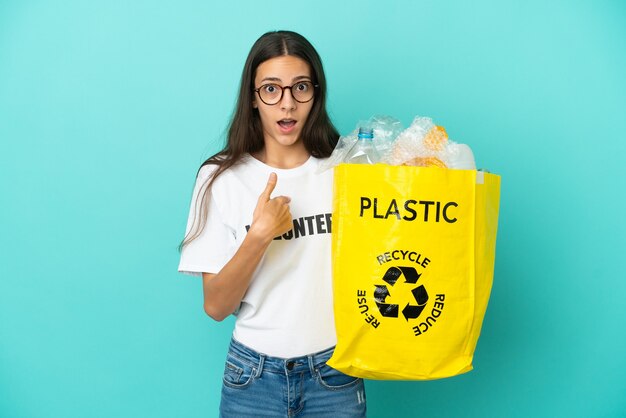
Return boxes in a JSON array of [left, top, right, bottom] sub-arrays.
[[252, 99, 258, 109]]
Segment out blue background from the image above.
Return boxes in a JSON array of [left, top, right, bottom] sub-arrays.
[[1, 1, 625, 417]]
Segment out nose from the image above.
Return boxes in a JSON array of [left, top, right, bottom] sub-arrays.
[[280, 87, 296, 110]]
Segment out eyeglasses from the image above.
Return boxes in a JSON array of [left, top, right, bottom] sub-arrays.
[[253, 81, 318, 105]]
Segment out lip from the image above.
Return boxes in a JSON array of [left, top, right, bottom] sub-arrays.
[[277, 119, 297, 134]]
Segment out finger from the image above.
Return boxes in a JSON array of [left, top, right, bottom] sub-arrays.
[[259, 172, 278, 201], [273, 195, 291, 205]]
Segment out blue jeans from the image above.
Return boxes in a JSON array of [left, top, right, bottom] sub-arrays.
[[219, 338, 366, 417]]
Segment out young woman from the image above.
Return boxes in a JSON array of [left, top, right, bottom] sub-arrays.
[[178, 31, 367, 417]]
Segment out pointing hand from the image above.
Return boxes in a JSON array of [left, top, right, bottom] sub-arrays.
[[250, 173, 293, 241]]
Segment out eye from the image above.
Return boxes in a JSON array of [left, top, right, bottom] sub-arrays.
[[295, 82, 310, 92], [262, 84, 280, 94]]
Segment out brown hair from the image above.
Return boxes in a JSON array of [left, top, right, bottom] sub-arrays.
[[178, 30, 339, 252]]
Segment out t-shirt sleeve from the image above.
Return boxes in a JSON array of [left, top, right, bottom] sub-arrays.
[[177, 165, 235, 277]]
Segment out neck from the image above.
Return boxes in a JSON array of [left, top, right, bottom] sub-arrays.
[[252, 143, 310, 169]]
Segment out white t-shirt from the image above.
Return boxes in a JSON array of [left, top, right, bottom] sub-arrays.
[[178, 154, 336, 358]]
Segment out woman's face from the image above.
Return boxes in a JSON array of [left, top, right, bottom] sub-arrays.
[[253, 55, 315, 151]]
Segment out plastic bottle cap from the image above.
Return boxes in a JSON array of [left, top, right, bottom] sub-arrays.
[[358, 127, 374, 140]]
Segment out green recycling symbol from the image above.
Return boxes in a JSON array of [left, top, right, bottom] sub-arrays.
[[374, 266, 429, 321]]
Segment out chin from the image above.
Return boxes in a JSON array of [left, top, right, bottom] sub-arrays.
[[268, 131, 303, 148], [277, 137, 302, 148]]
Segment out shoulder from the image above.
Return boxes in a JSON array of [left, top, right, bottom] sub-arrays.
[[310, 156, 335, 178], [195, 155, 258, 188], [197, 162, 219, 181], [196, 155, 239, 182]]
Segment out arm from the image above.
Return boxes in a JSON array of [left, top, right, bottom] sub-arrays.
[[201, 172, 292, 321]]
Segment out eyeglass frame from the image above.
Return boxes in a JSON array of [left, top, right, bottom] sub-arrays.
[[253, 81, 319, 106]]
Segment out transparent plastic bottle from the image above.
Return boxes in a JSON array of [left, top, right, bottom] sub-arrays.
[[447, 143, 476, 169], [344, 127, 381, 164]]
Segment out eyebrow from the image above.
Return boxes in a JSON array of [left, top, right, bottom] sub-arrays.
[[259, 75, 312, 83]]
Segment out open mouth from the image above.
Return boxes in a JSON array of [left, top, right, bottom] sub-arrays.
[[277, 119, 297, 133], [277, 119, 297, 128]]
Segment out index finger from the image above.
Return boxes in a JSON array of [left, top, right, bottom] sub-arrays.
[[259, 172, 278, 201]]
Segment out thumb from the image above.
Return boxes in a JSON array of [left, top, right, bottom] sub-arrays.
[[259, 172, 278, 201]]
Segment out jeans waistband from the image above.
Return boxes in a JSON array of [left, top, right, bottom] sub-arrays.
[[227, 337, 335, 375]]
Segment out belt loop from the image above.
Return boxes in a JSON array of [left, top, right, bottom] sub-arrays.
[[307, 354, 317, 377], [255, 354, 265, 378]]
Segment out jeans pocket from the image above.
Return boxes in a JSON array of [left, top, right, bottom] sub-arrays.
[[315, 362, 361, 390], [222, 354, 257, 389]]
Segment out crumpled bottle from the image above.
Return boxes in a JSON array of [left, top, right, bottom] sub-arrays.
[[344, 127, 381, 164], [447, 143, 476, 170]]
